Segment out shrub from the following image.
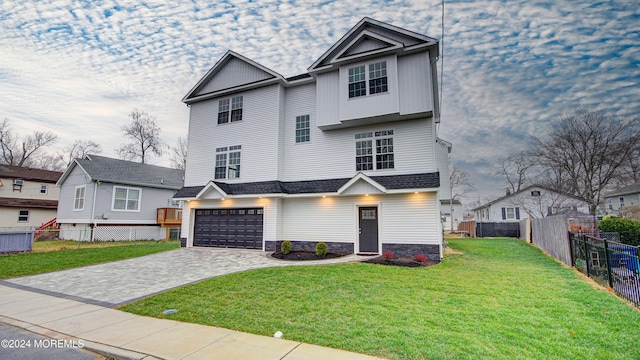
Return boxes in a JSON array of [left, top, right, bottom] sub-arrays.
[[382, 250, 394, 260], [316, 242, 328, 256], [597, 218, 640, 246], [413, 254, 428, 263], [281, 240, 292, 255]]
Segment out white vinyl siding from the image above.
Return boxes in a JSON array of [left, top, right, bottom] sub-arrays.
[[398, 52, 433, 115], [184, 85, 283, 185], [197, 57, 274, 95]]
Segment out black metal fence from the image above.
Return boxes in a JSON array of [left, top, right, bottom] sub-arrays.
[[569, 232, 639, 307]]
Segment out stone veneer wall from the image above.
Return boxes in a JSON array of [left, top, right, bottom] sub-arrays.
[[382, 243, 441, 260], [265, 240, 354, 254]]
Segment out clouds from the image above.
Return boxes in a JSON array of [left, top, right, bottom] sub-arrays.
[[0, 0, 638, 204]]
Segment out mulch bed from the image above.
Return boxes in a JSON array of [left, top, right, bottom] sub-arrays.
[[271, 251, 439, 267], [271, 251, 348, 260], [362, 256, 440, 267]]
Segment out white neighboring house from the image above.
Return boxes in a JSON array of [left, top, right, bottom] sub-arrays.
[[56, 155, 184, 241], [0, 165, 61, 230], [604, 183, 640, 215], [473, 185, 591, 223], [441, 199, 463, 232], [175, 17, 446, 259]]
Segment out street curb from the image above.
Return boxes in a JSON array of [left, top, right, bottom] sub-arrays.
[[0, 317, 158, 360]]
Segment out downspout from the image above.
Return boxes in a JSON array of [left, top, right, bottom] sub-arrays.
[[90, 180, 98, 241]]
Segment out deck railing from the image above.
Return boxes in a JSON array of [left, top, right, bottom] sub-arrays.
[[157, 208, 182, 226]]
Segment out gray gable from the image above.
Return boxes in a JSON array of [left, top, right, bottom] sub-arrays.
[[75, 155, 184, 189], [174, 172, 439, 198]]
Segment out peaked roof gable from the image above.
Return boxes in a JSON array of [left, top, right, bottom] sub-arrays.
[[0, 164, 62, 183], [57, 155, 184, 190], [309, 17, 438, 72], [183, 50, 285, 104], [472, 184, 590, 211]]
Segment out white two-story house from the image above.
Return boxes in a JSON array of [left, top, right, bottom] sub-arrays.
[[175, 17, 444, 259]]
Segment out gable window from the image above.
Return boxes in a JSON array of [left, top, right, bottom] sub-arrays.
[[295, 115, 310, 143], [113, 186, 141, 211], [531, 190, 541, 197], [74, 186, 85, 211], [218, 96, 243, 124], [348, 66, 366, 98], [355, 130, 394, 171], [502, 207, 520, 220], [18, 210, 29, 222], [348, 61, 388, 98], [40, 185, 48, 194], [215, 145, 241, 179], [369, 61, 388, 94]]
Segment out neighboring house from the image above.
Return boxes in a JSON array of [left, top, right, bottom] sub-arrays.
[[473, 185, 590, 223], [56, 155, 184, 241], [175, 17, 445, 259], [604, 183, 640, 214], [0, 165, 62, 230], [434, 138, 461, 231]]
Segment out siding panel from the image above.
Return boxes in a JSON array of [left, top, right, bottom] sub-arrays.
[[198, 57, 274, 95], [398, 52, 433, 115]]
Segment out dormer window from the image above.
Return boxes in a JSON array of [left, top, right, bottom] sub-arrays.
[[218, 96, 243, 124], [348, 61, 387, 98]]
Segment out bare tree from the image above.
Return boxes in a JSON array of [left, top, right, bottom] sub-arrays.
[[496, 151, 536, 193], [169, 136, 188, 170], [449, 166, 475, 231], [531, 109, 640, 214], [0, 118, 58, 167], [59, 139, 102, 167], [117, 109, 164, 164]]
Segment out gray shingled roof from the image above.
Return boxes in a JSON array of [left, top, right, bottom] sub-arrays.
[[73, 155, 184, 189], [174, 172, 439, 198], [605, 183, 640, 198]]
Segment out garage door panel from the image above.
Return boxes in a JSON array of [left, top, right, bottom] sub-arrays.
[[194, 207, 263, 249]]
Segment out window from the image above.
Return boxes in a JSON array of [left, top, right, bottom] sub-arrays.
[[531, 190, 541, 197], [348, 61, 388, 98], [295, 115, 310, 143], [74, 186, 85, 210], [607, 198, 613, 210], [355, 130, 394, 171], [502, 207, 520, 220], [218, 96, 243, 124], [348, 66, 366, 98], [620, 197, 625, 208], [40, 185, 48, 194], [18, 210, 29, 222], [112, 186, 141, 211], [215, 145, 241, 179], [369, 61, 387, 94]]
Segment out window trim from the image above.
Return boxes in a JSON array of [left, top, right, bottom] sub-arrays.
[[355, 130, 394, 171], [18, 210, 29, 222], [215, 145, 242, 180], [218, 95, 243, 124], [111, 185, 142, 212], [40, 185, 48, 194], [347, 60, 388, 99], [295, 115, 310, 143], [73, 186, 86, 211]]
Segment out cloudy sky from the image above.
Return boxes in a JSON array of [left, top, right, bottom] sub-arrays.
[[1, 0, 639, 206]]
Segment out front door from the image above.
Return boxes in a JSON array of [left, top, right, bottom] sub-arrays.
[[359, 207, 378, 253]]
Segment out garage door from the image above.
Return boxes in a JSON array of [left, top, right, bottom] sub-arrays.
[[193, 208, 263, 249]]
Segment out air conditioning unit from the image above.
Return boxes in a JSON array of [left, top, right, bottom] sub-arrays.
[[13, 179, 24, 185], [102, 213, 110, 219]]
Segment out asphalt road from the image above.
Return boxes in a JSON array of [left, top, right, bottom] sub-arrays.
[[0, 324, 103, 360]]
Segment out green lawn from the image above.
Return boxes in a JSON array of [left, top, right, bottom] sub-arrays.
[[0, 241, 180, 279], [120, 239, 640, 360]]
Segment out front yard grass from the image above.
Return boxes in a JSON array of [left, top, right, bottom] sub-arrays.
[[120, 238, 640, 359], [0, 241, 180, 279]]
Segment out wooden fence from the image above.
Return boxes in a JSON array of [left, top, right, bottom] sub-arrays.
[[530, 215, 572, 266], [456, 221, 476, 238]]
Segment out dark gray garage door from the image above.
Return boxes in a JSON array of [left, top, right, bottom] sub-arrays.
[[193, 208, 263, 249]]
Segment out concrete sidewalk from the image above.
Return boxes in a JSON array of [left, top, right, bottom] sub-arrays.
[[0, 285, 383, 360]]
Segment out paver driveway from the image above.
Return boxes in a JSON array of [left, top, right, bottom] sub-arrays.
[[1, 248, 364, 307]]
